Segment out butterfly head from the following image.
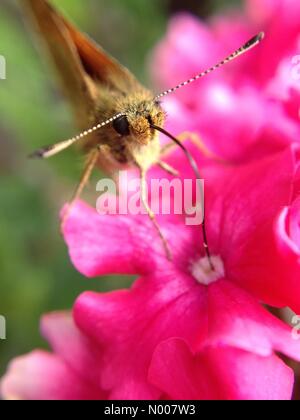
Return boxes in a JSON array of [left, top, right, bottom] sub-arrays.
[[113, 93, 165, 146]]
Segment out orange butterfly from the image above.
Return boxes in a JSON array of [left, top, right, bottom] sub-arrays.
[[23, 0, 264, 263]]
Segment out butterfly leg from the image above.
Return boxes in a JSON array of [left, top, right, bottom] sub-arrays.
[[157, 160, 179, 177], [139, 167, 172, 260], [160, 131, 216, 159], [61, 146, 100, 228]]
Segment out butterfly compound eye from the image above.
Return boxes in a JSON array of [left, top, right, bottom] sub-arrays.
[[113, 115, 130, 136]]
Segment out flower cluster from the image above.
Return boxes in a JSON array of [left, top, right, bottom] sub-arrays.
[[1, 0, 300, 400], [153, 0, 300, 164]]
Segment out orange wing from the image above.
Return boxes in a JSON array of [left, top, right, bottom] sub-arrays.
[[22, 0, 142, 124]]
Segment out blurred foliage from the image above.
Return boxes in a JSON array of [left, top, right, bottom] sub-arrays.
[[0, 0, 241, 377]]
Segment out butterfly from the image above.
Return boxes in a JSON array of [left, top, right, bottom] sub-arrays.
[[23, 0, 264, 264]]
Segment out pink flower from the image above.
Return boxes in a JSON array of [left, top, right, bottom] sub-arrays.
[[151, 0, 300, 162], [2, 0, 300, 401], [246, 0, 300, 76], [2, 145, 300, 400], [1, 313, 105, 400]]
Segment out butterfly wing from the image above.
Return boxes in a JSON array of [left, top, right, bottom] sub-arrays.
[[61, 12, 141, 94], [22, 0, 143, 127]]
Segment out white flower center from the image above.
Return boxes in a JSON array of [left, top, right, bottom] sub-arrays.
[[190, 255, 225, 286]]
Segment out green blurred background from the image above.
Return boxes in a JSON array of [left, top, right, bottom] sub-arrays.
[[0, 0, 240, 376]]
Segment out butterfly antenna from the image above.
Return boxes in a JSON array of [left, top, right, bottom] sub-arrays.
[[151, 124, 214, 271], [29, 113, 125, 159], [155, 32, 264, 100]]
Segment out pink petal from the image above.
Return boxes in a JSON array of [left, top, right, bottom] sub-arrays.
[[74, 271, 208, 399], [74, 274, 300, 398], [62, 201, 160, 277], [206, 280, 300, 362], [41, 312, 104, 391], [157, 144, 300, 310], [160, 85, 299, 164], [246, 0, 300, 45], [284, 197, 300, 253], [62, 200, 198, 279], [246, 0, 300, 84], [273, 198, 300, 312], [151, 14, 223, 96], [149, 338, 294, 400], [152, 6, 300, 163], [0, 351, 101, 400], [205, 145, 300, 310], [246, 0, 278, 23]]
